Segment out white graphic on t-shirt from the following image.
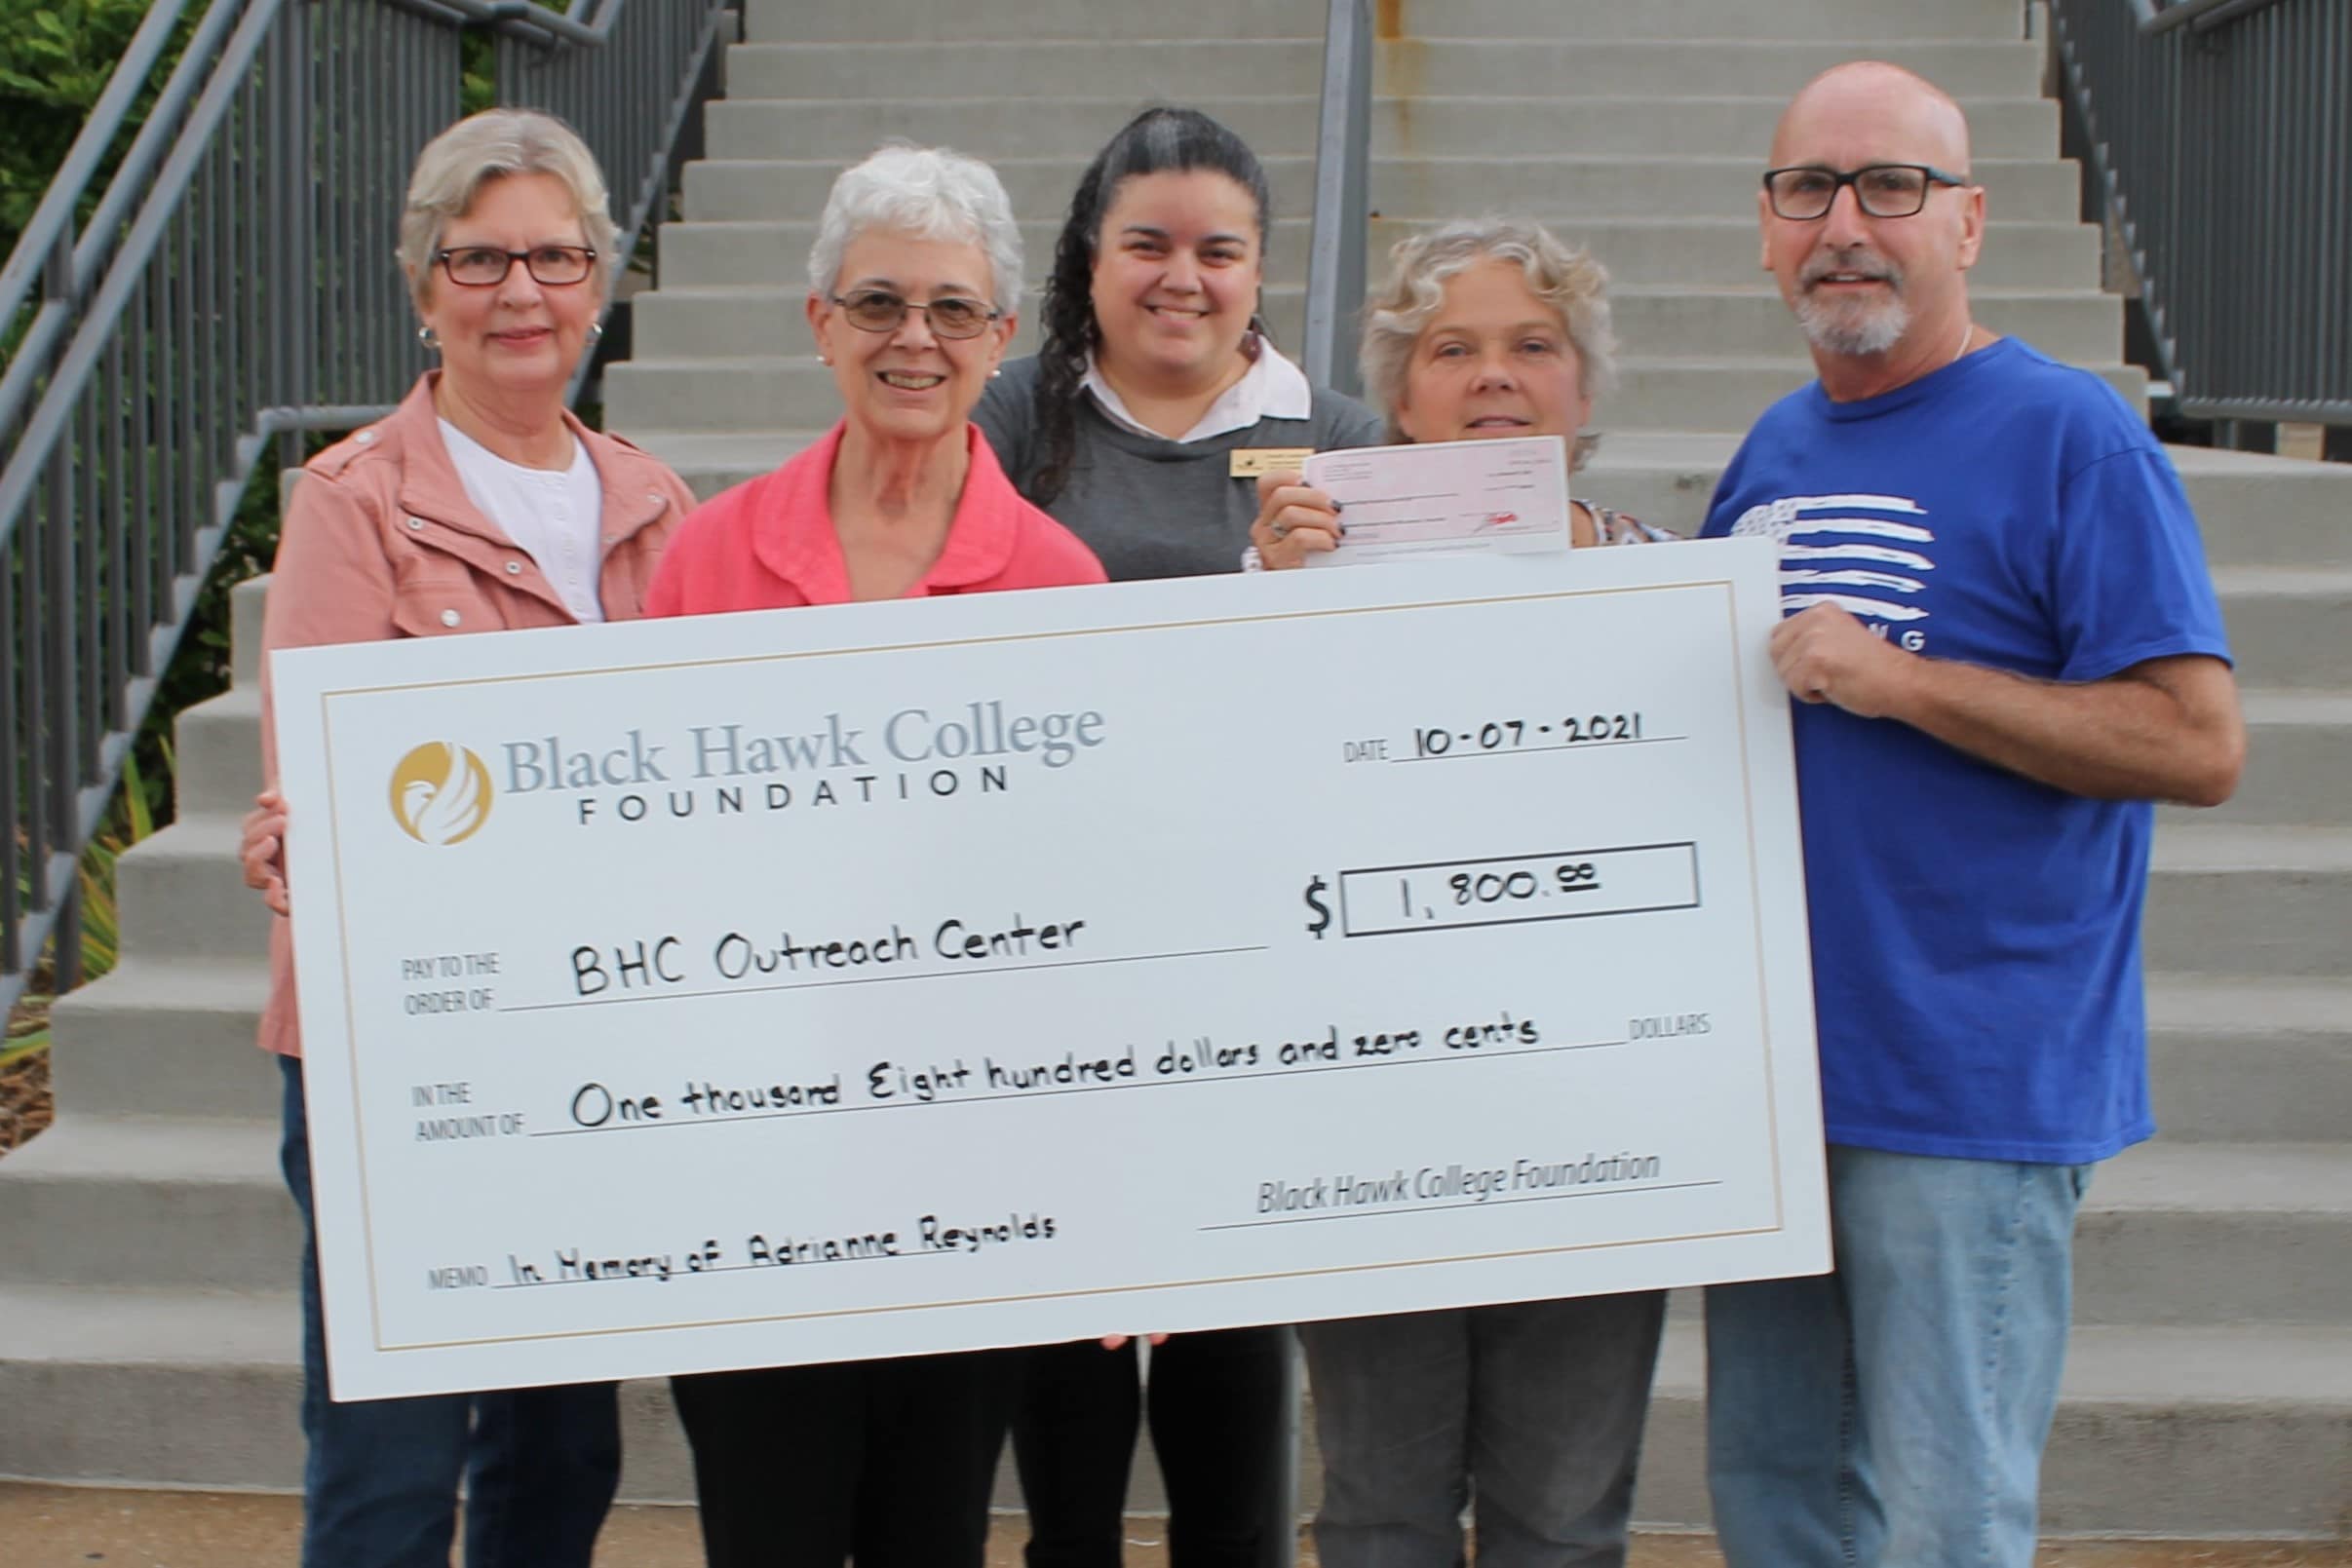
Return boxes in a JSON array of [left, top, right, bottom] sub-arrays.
[[1728, 493, 1936, 625]]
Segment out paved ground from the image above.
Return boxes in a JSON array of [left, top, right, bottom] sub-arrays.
[[0, 1485, 2344, 1567]]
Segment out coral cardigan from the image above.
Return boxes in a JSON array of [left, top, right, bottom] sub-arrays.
[[257, 373, 695, 1057], [644, 421, 1105, 615]]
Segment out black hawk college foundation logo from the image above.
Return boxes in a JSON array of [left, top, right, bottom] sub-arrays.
[[388, 742, 494, 845]]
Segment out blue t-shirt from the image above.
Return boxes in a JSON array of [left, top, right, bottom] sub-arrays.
[[1702, 337, 2230, 1164]]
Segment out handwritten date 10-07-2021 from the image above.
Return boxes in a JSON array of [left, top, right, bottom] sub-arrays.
[[1409, 712, 1652, 759]]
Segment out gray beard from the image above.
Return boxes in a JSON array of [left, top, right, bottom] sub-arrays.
[[1795, 290, 1910, 357]]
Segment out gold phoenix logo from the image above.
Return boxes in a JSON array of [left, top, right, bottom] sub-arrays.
[[388, 742, 494, 846]]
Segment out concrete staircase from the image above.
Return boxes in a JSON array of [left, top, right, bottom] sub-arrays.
[[3, 0, 2348, 1544]]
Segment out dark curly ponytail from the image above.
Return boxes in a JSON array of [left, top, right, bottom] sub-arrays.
[[1024, 106, 1274, 506]]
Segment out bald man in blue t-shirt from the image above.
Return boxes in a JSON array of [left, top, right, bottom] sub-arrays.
[[1697, 62, 2244, 1568]]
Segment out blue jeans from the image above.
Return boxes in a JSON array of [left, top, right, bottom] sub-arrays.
[[1300, 1290, 1667, 1567], [1704, 1144, 2094, 1568], [280, 1056, 620, 1568]]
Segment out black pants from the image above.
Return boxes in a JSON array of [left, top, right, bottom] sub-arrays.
[[672, 1350, 1018, 1568], [1012, 1328, 1290, 1568]]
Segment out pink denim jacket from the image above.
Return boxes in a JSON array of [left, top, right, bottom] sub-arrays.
[[256, 372, 695, 1056]]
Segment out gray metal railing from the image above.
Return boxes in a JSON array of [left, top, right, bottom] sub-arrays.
[[0, 0, 727, 1013], [2052, 0, 2350, 422], [1302, 0, 1373, 401]]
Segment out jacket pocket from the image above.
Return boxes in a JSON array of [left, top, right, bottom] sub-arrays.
[[390, 554, 503, 638]]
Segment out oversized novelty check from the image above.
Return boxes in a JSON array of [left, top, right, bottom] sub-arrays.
[[273, 540, 1826, 1399]]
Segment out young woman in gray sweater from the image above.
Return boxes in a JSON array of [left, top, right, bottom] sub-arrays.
[[971, 107, 1376, 1568]]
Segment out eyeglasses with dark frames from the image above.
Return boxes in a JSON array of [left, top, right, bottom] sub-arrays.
[[830, 289, 999, 340], [434, 245, 598, 287], [1762, 164, 1972, 221]]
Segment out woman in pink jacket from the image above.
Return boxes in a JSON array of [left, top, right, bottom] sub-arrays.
[[644, 140, 1102, 1568], [239, 110, 693, 1568]]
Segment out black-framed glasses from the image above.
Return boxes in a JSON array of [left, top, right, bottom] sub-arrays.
[[830, 289, 999, 340], [434, 245, 598, 287], [1762, 164, 1972, 220]]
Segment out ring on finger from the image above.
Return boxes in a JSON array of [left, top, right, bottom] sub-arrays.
[[1271, 519, 1292, 540]]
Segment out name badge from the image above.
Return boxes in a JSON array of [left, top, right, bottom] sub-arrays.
[[1228, 447, 1317, 479]]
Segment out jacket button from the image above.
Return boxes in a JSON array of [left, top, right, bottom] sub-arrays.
[[646, 491, 665, 505], [406, 516, 427, 531], [441, 609, 460, 628], [355, 430, 377, 444], [505, 560, 522, 574]]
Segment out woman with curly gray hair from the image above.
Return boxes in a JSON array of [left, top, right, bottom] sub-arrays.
[[1252, 216, 1676, 568], [1285, 224, 1674, 1566]]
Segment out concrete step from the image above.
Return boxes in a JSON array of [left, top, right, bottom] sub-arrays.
[[113, 814, 270, 968], [2213, 567, 2352, 688], [631, 280, 2121, 370], [2145, 825, 2352, 979], [171, 685, 261, 822], [621, 431, 825, 501], [704, 95, 2061, 165], [740, 0, 1322, 43], [4, 1292, 2344, 1539], [681, 155, 2088, 227], [47, 959, 276, 1123], [0, 1116, 297, 1291], [2073, 1141, 2352, 1327], [0, 1286, 694, 1503], [2147, 975, 2352, 1144], [683, 154, 1318, 224], [2171, 447, 2352, 567], [706, 95, 1313, 166], [1632, 1319, 2352, 1537], [603, 354, 2148, 440], [1373, 0, 2030, 42], [653, 218, 1314, 295], [739, 0, 2029, 44], [230, 572, 269, 690], [722, 37, 2048, 102], [2163, 690, 2352, 829]]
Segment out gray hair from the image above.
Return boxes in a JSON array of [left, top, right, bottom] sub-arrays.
[[808, 143, 1023, 315], [1360, 217, 1618, 466], [398, 110, 617, 308]]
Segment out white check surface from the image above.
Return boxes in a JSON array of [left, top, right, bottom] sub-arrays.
[[273, 540, 1826, 1398]]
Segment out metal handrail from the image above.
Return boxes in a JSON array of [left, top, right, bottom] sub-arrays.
[[1302, 0, 1373, 400], [2053, 0, 2350, 423], [0, 0, 728, 1013], [2135, 0, 2294, 34]]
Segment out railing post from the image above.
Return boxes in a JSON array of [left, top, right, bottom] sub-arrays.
[[1303, 0, 1372, 400]]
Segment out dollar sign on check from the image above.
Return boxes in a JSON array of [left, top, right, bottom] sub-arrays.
[[1302, 875, 1332, 939]]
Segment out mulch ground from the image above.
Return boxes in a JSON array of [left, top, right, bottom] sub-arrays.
[[0, 1043, 53, 1158], [0, 1487, 2343, 1568]]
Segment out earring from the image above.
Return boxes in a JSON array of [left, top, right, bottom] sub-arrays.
[[416, 325, 440, 349]]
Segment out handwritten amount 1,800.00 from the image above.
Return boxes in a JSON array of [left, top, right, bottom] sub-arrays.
[[1413, 714, 1644, 758]]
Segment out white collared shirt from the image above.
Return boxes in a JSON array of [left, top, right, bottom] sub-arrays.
[[439, 419, 606, 623], [1082, 336, 1314, 443]]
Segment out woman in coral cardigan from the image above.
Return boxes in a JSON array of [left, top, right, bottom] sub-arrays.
[[643, 141, 1101, 1568]]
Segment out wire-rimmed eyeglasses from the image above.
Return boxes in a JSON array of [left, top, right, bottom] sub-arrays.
[[829, 289, 1000, 340], [1762, 165, 1972, 220]]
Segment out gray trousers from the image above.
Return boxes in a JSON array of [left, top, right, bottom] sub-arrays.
[[1298, 1291, 1667, 1568]]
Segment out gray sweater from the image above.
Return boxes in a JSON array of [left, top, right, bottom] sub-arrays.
[[974, 356, 1384, 582]]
